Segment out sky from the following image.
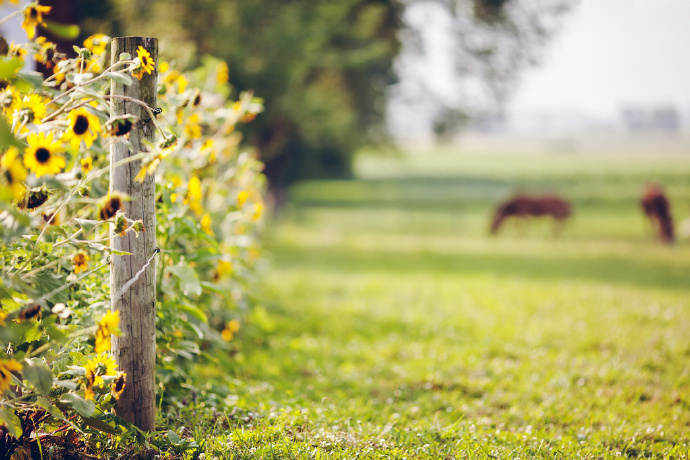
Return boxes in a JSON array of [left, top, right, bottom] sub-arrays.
[[507, 0, 690, 121]]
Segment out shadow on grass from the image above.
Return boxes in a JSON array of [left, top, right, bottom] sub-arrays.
[[271, 242, 688, 292]]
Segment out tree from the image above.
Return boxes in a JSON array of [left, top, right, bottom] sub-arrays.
[[101, 0, 574, 195]]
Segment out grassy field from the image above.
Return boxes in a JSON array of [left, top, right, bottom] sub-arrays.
[[197, 148, 690, 459]]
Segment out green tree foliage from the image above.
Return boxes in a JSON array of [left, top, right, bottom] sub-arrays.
[[104, 0, 573, 192], [108, 0, 403, 196]]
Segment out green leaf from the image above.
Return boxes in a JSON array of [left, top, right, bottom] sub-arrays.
[[0, 114, 20, 149], [60, 393, 96, 417], [21, 320, 43, 343], [200, 281, 224, 294], [0, 408, 23, 439], [0, 56, 23, 80], [32, 270, 68, 303], [167, 429, 182, 445], [105, 71, 133, 86], [38, 242, 53, 255], [23, 358, 53, 396], [17, 70, 45, 90], [176, 303, 208, 323], [35, 396, 65, 420], [43, 19, 80, 40], [166, 264, 202, 296], [82, 416, 120, 435]]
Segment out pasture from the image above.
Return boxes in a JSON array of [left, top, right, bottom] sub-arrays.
[[198, 146, 690, 459]]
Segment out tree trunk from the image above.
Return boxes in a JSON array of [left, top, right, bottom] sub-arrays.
[[109, 36, 158, 432]]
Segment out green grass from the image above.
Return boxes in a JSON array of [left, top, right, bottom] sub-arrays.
[[196, 149, 690, 459]]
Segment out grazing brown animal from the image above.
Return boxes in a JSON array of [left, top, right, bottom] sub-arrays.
[[490, 193, 572, 235], [640, 184, 674, 244]]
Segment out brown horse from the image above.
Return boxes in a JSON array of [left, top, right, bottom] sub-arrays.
[[490, 193, 572, 235], [641, 184, 674, 244]]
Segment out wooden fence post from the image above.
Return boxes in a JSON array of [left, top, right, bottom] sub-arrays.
[[110, 36, 158, 431]]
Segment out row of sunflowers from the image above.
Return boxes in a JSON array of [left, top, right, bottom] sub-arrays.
[[0, 3, 265, 456]]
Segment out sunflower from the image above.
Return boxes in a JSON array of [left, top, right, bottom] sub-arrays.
[[184, 175, 203, 215], [0, 359, 22, 393], [87, 353, 117, 377], [213, 259, 233, 281], [23, 131, 65, 177], [105, 118, 133, 138], [201, 213, 213, 235], [95, 310, 120, 353], [10, 93, 47, 124], [111, 372, 126, 399], [236, 190, 248, 208], [17, 187, 48, 210], [18, 304, 41, 321], [8, 41, 26, 61], [1, 147, 27, 201], [252, 202, 263, 222], [22, 4, 52, 40], [217, 61, 229, 85], [80, 156, 93, 174], [73, 251, 89, 273], [221, 319, 240, 341], [83, 33, 109, 56], [63, 107, 100, 150], [99, 193, 124, 220], [132, 46, 155, 80], [34, 37, 57, 69], [183, 113, 202, 140], [83, 366, 98, 400]]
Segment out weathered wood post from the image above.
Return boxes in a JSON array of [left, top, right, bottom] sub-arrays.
[[110, 36, 158, 431]]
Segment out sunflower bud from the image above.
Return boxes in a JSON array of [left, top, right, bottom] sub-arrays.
[[114, 210, 127, 237]]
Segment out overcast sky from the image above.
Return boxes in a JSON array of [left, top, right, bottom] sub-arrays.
[[507, 0, 690, 120]]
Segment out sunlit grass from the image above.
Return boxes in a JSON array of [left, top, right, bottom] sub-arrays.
[[198, 150, 690, 459]]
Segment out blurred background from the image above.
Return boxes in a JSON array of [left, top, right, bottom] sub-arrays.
[[4, 0, 689, 239]]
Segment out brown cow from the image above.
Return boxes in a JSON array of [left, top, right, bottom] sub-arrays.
[[641, 184, 674, 244], [490, 194, 572, 235]]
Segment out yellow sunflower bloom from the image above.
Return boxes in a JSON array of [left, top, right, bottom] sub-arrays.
[[0, 359, 22, 394], [98, 193, 125, 221], [24, 131, 65, 177], [252, 202, 263, 222], [73, 251, 89, 273], [87, 353, 117, 378], [217, 61, 229, 85], [214, 259, 233, 281], [201, 213, 213, 235], [1, 147, 27, 201], [183, 113, 202, 140], [81, 156, 93, 174], [111, 372, 126, 400], [184, 175, 203, 215], [95, 310, 120, 353], [84, 362, 103, 387], [132, 46, 155, 80], [221, 319, 240, 341], [63, 107, 100, 150], [10, 93, 47, 124], [22, 4, 52, 40], [83, 33, 109, 56], [236, 190, 248, 208]]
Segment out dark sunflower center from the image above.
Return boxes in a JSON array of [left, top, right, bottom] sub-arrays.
[[115, 119, 133, 136], [73, 115, 89, 135], [29, 7, 38, 18], [35, 147, 51, 163]]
